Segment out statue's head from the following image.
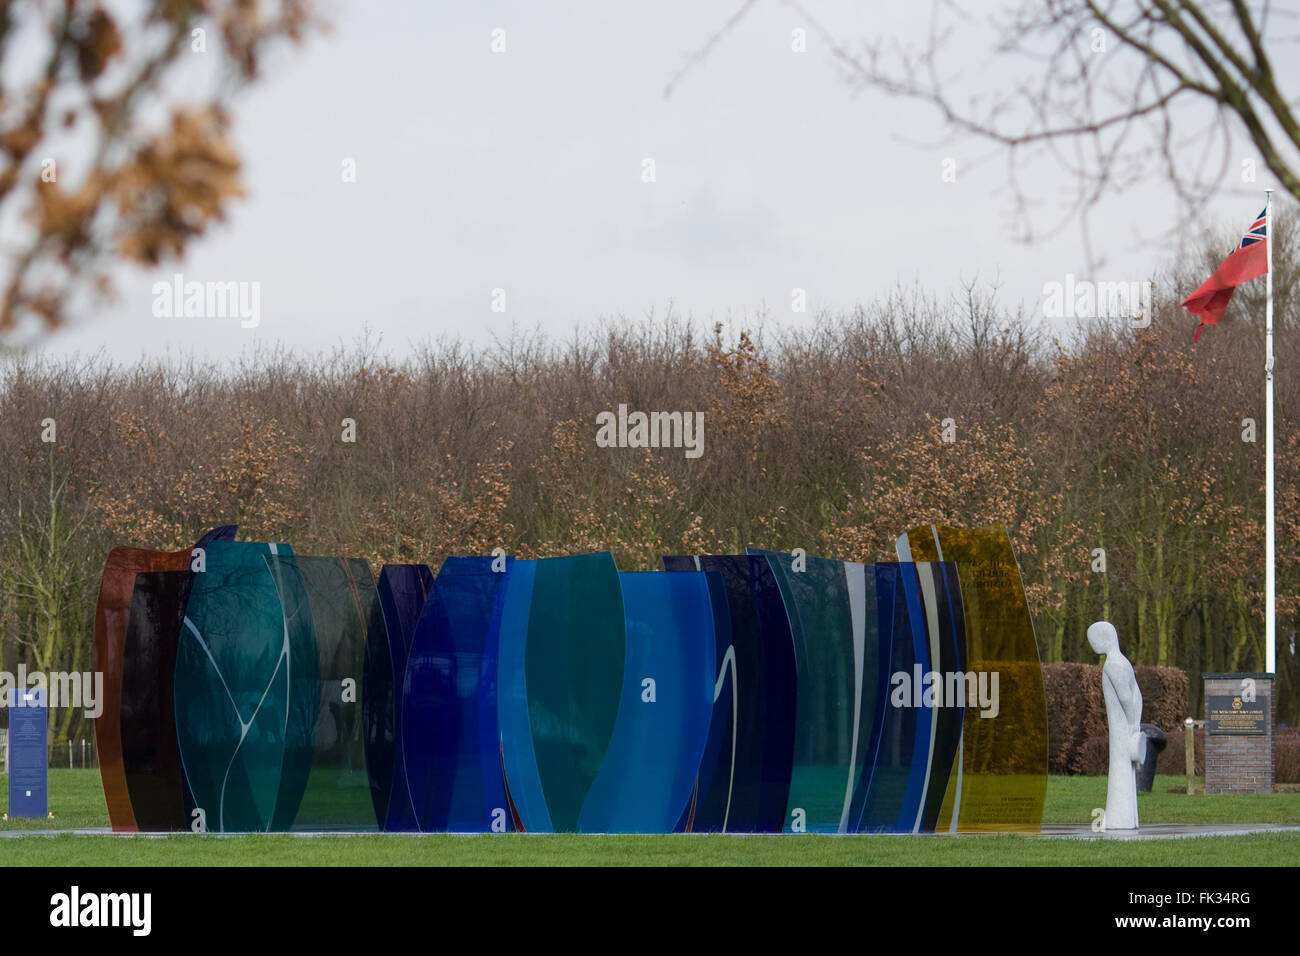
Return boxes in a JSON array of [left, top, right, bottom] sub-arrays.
[[1087, 620, 1119, 656]]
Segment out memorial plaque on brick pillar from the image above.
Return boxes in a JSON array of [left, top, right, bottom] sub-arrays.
[[1203, 672, 1274, 794]]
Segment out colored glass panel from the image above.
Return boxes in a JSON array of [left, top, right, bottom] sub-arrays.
[[857, 562, 928, 832], [267, 555, 377, 830], [120, 570, 194, 831], [748, 550, 885, 833], [578, 571, 715, 833], [363, 563, 433, 831], [495, 559, 548, 831], [897, 523, 1048, 832], [92, 525, 234, 832], [497, 553, 625, 832], [403, 556, 513, 832], [175, 541, 298, 832], [662, 554, 796, 832]]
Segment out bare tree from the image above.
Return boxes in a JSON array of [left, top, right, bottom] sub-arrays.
[[669, 1, 1300, 251]]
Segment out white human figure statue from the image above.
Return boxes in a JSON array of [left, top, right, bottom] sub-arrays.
[[1086, 621, 1144, 830]]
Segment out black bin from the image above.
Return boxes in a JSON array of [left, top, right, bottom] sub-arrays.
[[1137, 723, 1167, 793]]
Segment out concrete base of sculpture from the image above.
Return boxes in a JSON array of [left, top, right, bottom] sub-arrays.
[[1087, 621, 1143, 831]]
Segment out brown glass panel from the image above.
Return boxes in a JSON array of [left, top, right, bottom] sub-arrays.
[[897, 522, 1049, 832], [121, 570, 194, 830], [92, 547, 191, 832]]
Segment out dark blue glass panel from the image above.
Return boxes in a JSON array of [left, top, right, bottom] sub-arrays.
[[668, 569, 732, 832], [856, 562, 933, 832], [662, 554, 795, 832], [403, 555, 513, 832], [918, 561, 967, 832], [363, 563, 432, 831], [578, 571, 715, 833], [895, 560, 936, 832], [847, 564, 898, 832]]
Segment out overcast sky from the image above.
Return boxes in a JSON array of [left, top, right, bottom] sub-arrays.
[[24, 0, 1289, 363]]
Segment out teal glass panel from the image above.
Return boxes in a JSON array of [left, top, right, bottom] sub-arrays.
[[267, 555, 378, 830], [512, 552, 625, 832], [747, 549, 877, 833], [176, 542, 297, 832], [578, 571, 715, 833]]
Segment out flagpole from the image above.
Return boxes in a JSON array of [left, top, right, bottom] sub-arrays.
[[1265, 187, 1276, 674]]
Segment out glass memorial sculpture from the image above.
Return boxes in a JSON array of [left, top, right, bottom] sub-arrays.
[[120, 569, 195, 831], [578, 571, 716, 833], [661, 554, 796, 832], [852, 560, 966, 833], [914, 560, 967, 833], [363, 563, 434, 831], [266, 555, 378, 830], [402, 556, 513, 832], [896, 523, 1048, 832], [92, 525, 235, 832], [175, 541, 316, 832], [496, 552, 626, 832], [748, 550, 890, 833]]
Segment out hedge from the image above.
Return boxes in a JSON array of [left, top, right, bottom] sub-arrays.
[[1042, 662, 1189, 775]]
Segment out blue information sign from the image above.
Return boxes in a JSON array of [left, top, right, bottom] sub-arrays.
[[8, 688, 47, 818]]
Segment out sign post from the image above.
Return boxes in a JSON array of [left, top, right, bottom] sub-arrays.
[[7, 688, 48, 818], [1203, 673, 1274, 794]]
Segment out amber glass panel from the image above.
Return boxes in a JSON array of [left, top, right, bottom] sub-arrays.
[[897, 523, 1048, 832]]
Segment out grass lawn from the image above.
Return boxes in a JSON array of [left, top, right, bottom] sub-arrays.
[[0, 771, 1296, 866]]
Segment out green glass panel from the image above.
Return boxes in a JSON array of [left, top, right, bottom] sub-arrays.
[[524, 552, 625, 832]]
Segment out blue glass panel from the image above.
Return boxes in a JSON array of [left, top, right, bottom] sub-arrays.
[[403, 555, 513, 832], [495, 559, 548, 831], [578, 571, 714, 833], [363, 563, 432, 831]]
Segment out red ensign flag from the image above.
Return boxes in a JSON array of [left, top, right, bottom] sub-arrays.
[[1182, 208, 1268, 341]]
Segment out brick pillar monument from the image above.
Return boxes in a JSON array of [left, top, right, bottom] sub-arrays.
[[1202, 672, 1275, 794]]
